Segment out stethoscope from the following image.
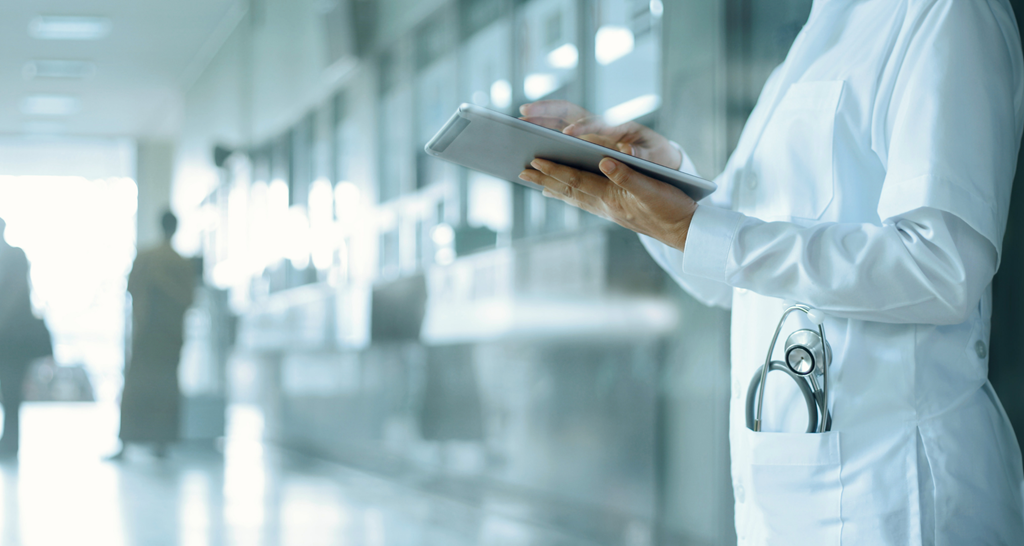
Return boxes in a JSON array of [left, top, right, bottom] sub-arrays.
[[745, 304, 833, 433]]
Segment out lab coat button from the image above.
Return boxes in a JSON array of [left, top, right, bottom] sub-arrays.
[[735, 485, 745, 503], [975, 340, 987, 359], [733, 379, 742, 399], [745, 172, 758, 189]]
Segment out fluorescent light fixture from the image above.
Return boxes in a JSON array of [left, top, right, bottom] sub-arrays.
[[29, 16, 112, 40], [524, 73, 558, 100], [547, 43, 579, 69], [23, 60, 96, 80], [490, 79, 512, 109], [595, 26, 635, 65], [603, 94, 661, 126], [21, 95, 81, 116]]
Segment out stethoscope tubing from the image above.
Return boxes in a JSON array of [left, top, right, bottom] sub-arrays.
[[752, 304, 831, 433]]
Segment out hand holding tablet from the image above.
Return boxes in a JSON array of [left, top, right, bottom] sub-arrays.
[[425, 101, 713, 251], [424, 103, 716, 201]]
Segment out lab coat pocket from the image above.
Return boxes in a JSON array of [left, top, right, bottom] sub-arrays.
[[742, 428, 843, 545], [748, 80, 844, 221]]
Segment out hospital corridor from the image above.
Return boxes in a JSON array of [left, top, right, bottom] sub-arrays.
[[2, 0, 1024, 545]]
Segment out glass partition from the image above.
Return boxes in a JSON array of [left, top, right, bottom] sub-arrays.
[[379, 46, 414, 202], [518, 0, 579, 102], [593, 0, 661, 125]]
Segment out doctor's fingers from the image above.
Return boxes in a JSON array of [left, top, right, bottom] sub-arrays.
[[519, 101, 592, 126], [519, 116, 572, 132], [526, 159, 614, 199], [578, 134, 637, 157], [562, 116, 628, 139]]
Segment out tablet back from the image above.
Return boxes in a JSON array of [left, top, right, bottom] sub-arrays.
[[425, 104, 716, 201]]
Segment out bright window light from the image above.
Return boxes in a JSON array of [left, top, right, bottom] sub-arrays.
[[431, 223, 455, 246], [468, 176, 512, 232], [308, 178, 334, 227], [285, 206, 311, 270], [490, 80, 512, 109], [248, 181, 269, 272], [595, 25, 635, 65], [547, 43, 579, 69], [21, 95, 80, 116], [267, 179, 289, 264], [524, 73, 558, 100], [29, 16, 112, 40], [0, 175, 136, 402], [603, 94, 661, 126], [308, 178, 335, 271], [334, 181, 361, 220]]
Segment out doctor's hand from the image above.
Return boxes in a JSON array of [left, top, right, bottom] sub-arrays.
[[519, 157, 697, 252], [519, 100, 683, 170]]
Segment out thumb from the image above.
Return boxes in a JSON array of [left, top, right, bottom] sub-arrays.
[[600, 158, 655, 198]]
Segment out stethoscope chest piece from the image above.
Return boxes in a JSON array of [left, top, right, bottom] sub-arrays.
[[784, 328, 829, 376]]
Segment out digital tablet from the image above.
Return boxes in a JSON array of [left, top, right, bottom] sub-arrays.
[[424, 103, 717, 201]]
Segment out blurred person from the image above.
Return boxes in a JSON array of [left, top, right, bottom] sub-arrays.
[[518, 1, 1023, 544], [0, 217, 52, 458], [109, 211, 194, 460]]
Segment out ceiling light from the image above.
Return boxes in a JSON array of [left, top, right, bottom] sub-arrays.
[[23, 60, 96, 80], [29, 16, 112, 40], [21, 95, 81, 116]]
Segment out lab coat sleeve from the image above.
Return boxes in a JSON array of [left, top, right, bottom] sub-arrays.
[[874, 0, 1023, 263], [677, 0, 1020, 324], [639, 146, 735, 309], [680, 205, 997, 325]]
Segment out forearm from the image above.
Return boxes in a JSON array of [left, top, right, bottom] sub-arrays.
[[681, 207, 996, 324]]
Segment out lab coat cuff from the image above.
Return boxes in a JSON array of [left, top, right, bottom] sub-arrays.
[[681, 205, 746, 282], [669, 141, 700, 177]]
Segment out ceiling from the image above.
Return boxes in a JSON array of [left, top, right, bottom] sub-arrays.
[[0, 0, 240, 139]]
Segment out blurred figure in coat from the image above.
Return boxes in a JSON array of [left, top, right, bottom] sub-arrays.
[[109, 211, 194, 459], [0, 217, 51, 458]]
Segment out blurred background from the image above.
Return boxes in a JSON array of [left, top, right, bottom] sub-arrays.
[[0, 1, 1022, 545]]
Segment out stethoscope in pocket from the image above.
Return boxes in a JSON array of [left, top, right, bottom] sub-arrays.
[[745, 304, 833, 433]]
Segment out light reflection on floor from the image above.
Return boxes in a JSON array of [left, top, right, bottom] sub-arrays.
[[0, 402, 598, 546]]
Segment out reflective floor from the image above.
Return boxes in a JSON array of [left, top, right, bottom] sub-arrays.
[[0, 403, 601, 546]]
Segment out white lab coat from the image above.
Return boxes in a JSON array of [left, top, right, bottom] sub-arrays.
[[642, 0, 1024, 544]]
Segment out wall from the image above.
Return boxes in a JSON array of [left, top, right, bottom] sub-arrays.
[[136, 140, 175, 249]]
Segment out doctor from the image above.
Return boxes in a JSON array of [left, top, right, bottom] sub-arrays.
[[519, 0, 1024, 544]]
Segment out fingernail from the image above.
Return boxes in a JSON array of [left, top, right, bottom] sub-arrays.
[[530, 159, 543, 169], [518, 173, 528, 181], [541, 190, 553, 198], [600, 159, 616, 174], [563, 124, 575, 134], [519, 105, 528, 115]]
